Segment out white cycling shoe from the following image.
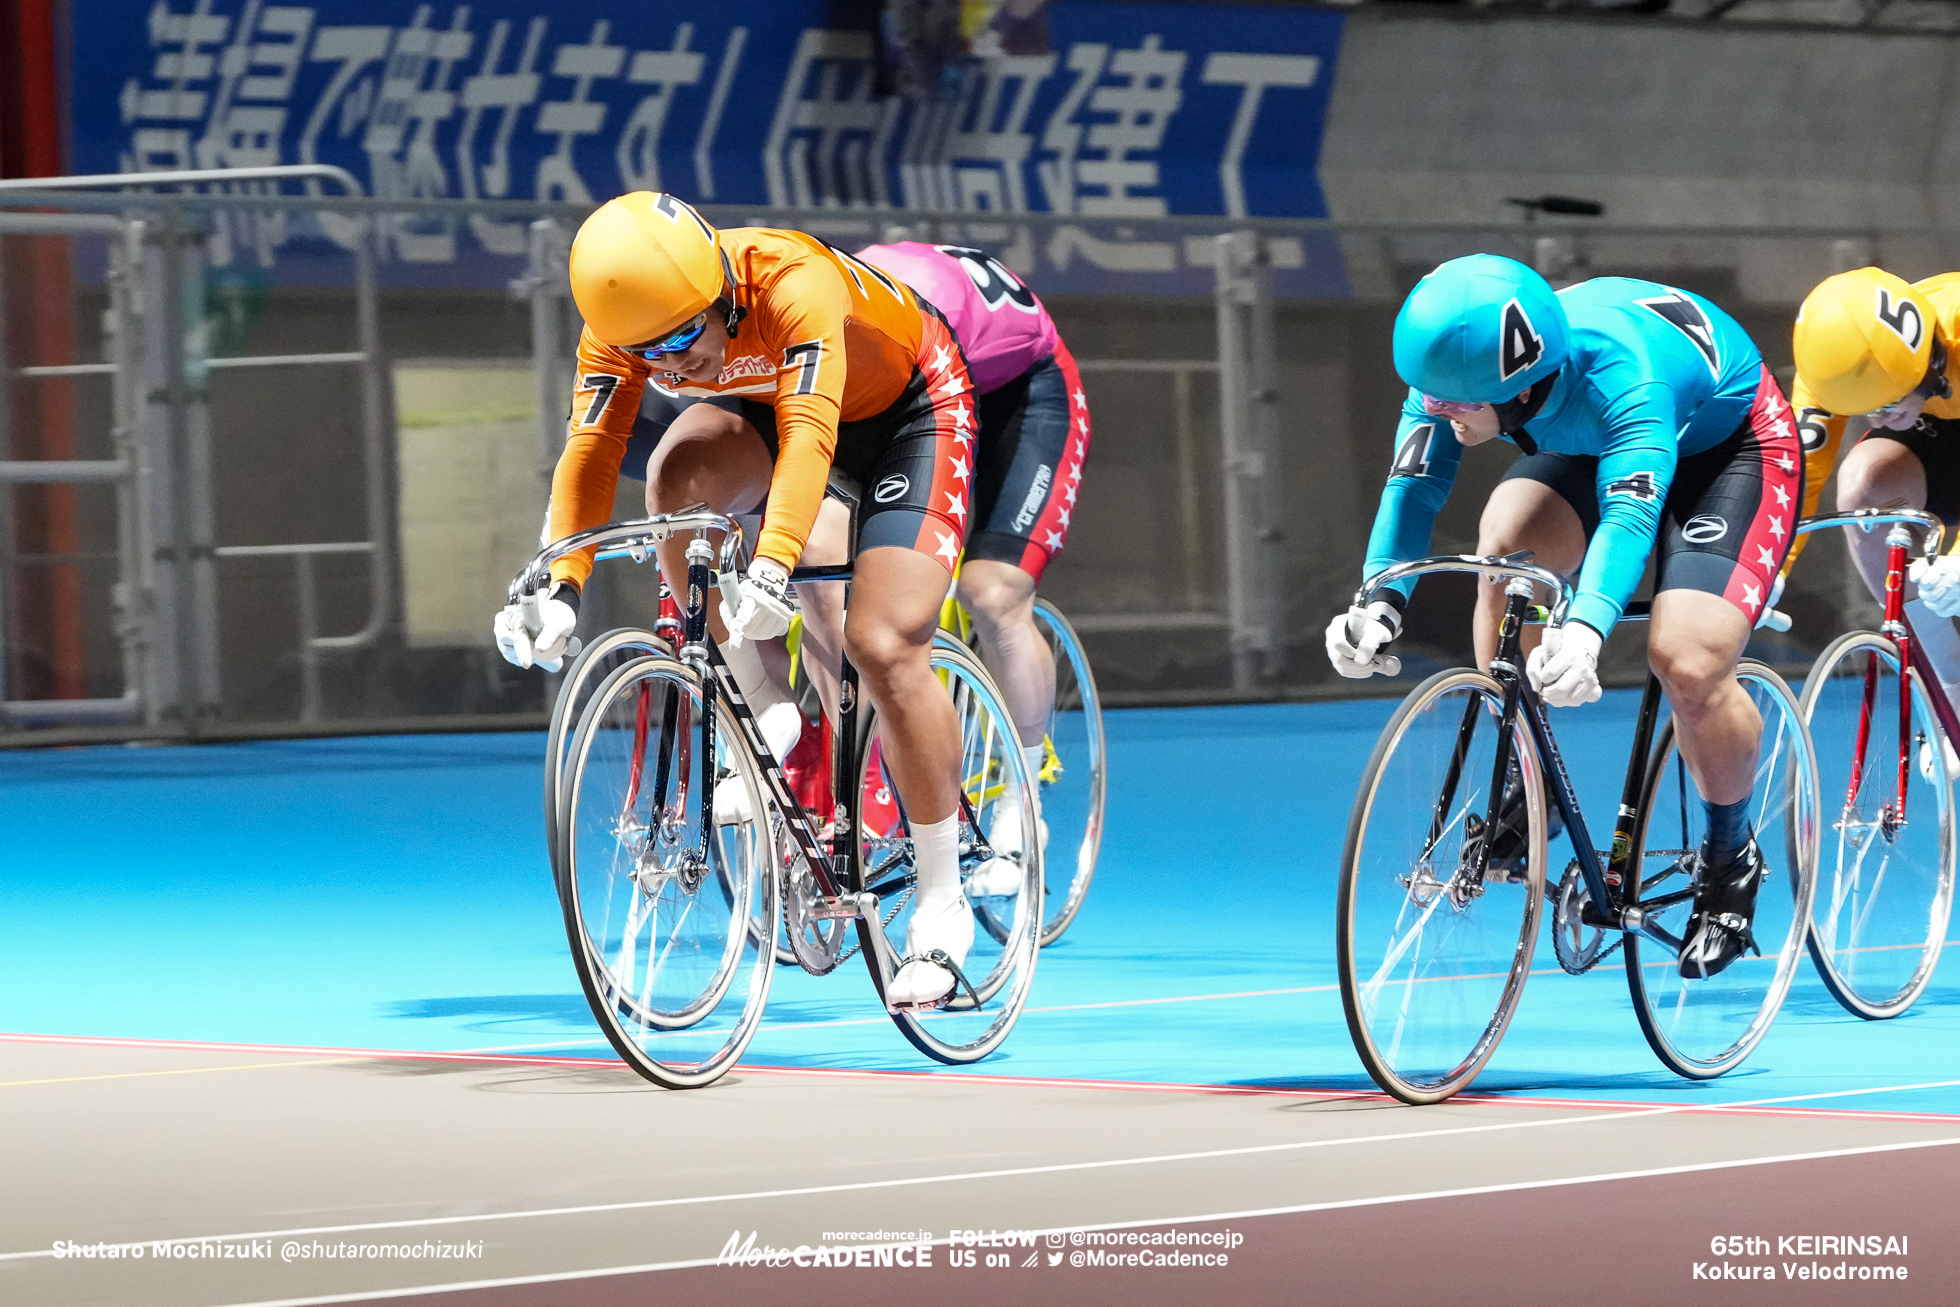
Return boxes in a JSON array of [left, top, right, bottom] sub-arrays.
[[887, 893, 976, 1007], [966, 816, 1046, 898]]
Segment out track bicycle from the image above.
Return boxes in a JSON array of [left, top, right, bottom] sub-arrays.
[[1337, 553, 1820, 1104], [1780, 508, 1958, 1020], [512, 498, 1044, 1089]]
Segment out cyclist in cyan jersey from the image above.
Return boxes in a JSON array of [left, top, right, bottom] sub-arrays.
[[1780, 268, 1960, 729], [605, 241, 1092, 900], [492, 192, 980, 1007], [1326, 254, 1803, 977]]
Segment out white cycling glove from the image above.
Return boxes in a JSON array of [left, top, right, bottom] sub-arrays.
[[719, 558, 795, 648], [1527, 622, 1604, 708], [1325, 599, 1403, 679], [1910, 555, 1960, 618], [494, 582, 580, 672]]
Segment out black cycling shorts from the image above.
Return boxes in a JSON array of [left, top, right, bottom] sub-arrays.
[[966, 340, 1090, 583], [1499, 365, 1804, 624]]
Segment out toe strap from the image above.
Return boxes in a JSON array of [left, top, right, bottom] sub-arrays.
[[893, 949, 982, 1011]]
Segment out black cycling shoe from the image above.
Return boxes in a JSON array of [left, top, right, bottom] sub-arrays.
[[1466, 755, 1564, 876], [1677, 837, 1765, 979]]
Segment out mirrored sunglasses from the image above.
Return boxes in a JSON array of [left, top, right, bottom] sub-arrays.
[[634, 311, 709, 360]]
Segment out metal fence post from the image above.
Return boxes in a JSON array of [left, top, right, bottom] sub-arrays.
[[1214, 230, 1285, 689], [524, 218, 572, 486]]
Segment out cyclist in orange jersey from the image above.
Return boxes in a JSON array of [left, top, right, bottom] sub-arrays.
[[493, 193, 981, 1007]]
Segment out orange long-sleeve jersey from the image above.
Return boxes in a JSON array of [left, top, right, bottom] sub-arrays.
[[1784, 271, 1960, 575], [547, 227, 929, 587]]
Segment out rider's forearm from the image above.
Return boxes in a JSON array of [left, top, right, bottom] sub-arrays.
[[546, 429, 630, 588], [754, 396, 841, 570]]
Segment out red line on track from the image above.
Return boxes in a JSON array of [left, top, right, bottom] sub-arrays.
[[5, 1029, 1957, 1123]]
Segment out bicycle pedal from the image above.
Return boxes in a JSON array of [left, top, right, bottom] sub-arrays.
[[808, 896, 863, 921]]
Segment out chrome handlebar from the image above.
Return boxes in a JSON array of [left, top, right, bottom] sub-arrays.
[[508, 510, 748, 603], [1792, 506, 1944, 557], [1359, 553, 1573, 626]]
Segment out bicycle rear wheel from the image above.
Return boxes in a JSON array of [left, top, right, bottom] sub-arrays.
[[557, 654, 777, 1088], [1028, 599, 1105, 946], [1797, 631, 1956, 1019], [1625, 660, 1817, 1078], [856, 641, 1042, 1064], [1337, 668, 1546, 1105]]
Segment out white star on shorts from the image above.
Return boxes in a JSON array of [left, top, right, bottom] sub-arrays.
[[934, 531, 960, 564], [1756, 545, 1777, 570], [1044, 529, 1065, 551], [1769, 515, 1785, 540], [1072, 386, 1086, 409], [950, 454, 970, 482], [1742, 579, 1762, 610], [1772, 483, 1791, 508], [945, 492, 966, 522]]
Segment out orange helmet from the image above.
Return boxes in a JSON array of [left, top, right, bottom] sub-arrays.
[[1793, 267, 1937, 415], [569, 192, 725, 347]]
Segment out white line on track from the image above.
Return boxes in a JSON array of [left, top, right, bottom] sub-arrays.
[[196, 1135, 1960, 1307], [4, 1089, 1957, 1263]]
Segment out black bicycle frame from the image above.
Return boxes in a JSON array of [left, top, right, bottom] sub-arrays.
[[1436, 585, 1685, 953]]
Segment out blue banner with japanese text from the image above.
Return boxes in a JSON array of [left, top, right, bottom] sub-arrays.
[[69, 0, 1347, 295]]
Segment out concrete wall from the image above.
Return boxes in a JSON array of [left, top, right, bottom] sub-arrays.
[[1322, 9, 1960, 300]]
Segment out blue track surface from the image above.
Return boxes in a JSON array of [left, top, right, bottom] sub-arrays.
[[6, 694, 1958, 1116]]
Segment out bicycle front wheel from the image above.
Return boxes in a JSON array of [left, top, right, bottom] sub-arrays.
[[1798, 630, 1956, 1019], [558, 654, 777, 1089], [1625, 660, 1818, 1079], [545, 627, 667, 879], [856, 641, 1043, 1064], [1337, 668, 1546, 1105]]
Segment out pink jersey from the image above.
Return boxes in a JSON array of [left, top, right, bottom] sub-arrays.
[[854, 242, 1058, 395]]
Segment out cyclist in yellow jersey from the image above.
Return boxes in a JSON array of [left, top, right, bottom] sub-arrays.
[[1786, 268, 1960, 723], [493, 193, 982, 1006]]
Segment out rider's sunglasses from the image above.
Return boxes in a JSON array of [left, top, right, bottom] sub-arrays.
[[633, 311, 710, 360], [1421, 395, 1487, 416]]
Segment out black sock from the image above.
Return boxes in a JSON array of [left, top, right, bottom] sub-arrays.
[[1704, 797, 1752, 865]]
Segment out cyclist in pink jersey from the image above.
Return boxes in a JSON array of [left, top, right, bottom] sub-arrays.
[[849, 242, 1090, 894]]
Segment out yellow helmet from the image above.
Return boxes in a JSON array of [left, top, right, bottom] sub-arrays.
[[1793, 267, 1936, 415], [569, 192, 725, 346]]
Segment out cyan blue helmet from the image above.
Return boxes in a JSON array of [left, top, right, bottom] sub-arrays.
[[1393, 255, 1569, 403]]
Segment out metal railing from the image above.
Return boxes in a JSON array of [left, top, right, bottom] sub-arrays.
[[0, 166, 391, 728]]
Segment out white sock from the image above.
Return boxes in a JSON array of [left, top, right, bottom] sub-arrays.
[[912, 814, 961, 908], [722, 637, 803, 759], [1022, 744, 1046, 792]]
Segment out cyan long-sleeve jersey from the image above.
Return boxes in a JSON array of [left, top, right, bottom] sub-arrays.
[[1363, 278, 1765, 637]]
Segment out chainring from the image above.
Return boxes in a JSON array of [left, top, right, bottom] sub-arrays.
[[1552, 858, 1621, 975], [777, 815, 852, 975]]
